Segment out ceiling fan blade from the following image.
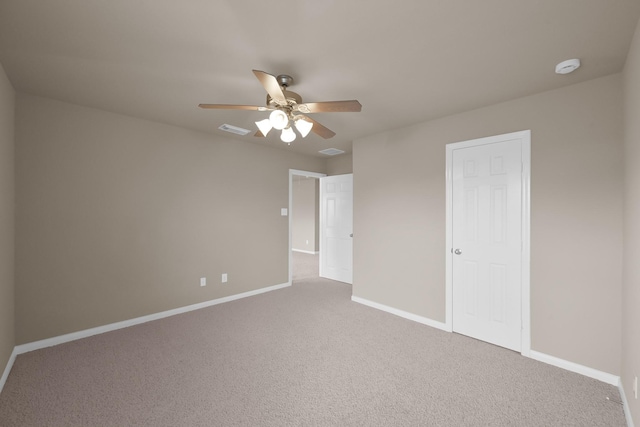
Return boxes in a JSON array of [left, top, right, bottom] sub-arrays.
[[300, 115, 336, 139], [254, 130, 266, 137], [252, 70, 287, 106], [296, 100, 362, 114], [198, 104, 267, 111]]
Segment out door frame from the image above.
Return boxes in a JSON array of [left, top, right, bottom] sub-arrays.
[[445, 130, 531, 356], [289, 169, 326, 284]]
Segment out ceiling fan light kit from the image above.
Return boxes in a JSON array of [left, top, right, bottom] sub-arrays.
[[268, 109, 289, 130], [294, 117, 313, 137], [199, 70, 362, 145], [255, 118, 273, 136], [281, 126, 297, 144]]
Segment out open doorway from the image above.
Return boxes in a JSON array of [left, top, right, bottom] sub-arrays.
[[292, 175, 319, 255], [289, 170, 326, 283]]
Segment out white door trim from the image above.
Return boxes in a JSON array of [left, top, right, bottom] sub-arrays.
[[445, 130, 531, 356], [289, 169, 326, 284]]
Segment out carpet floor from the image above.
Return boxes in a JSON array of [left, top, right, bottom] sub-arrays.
[[0, 253, 627, 426]]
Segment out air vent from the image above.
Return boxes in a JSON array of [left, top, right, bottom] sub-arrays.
[[319, 148, 345, 156], [218, 124, 251, 136]]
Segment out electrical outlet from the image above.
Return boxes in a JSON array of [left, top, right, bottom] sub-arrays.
[[200, 277, 206, 287], [221, 273, 228, 283], [634, 375, 638, 399]]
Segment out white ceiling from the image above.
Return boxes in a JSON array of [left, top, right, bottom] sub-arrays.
[[1, 1, 639, 157]]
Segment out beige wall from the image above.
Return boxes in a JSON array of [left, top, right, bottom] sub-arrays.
[[0, 64, 15, 376], [353, 74, 623, 376], [325, 153, 353, 175], [623, 17, 640, 424], [15, 94, 325, 344], [292, 177, 319, 252]]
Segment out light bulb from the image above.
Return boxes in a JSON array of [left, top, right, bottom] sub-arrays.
[[281, 127, 296, 144], [269, 110, 289, 130], [294, 118, 313, 138], [255, 119, 272, 136]]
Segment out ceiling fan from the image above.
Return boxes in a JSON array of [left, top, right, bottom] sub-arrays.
[[199, 70, 362, 144]]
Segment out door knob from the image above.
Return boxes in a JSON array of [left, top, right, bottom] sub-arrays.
[[454, 248, 462, 255], [350, 233, 353, 237]]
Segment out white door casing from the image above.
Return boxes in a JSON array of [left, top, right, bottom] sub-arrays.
[[446, 131, 531, 355], [320, 174, 353, 284]]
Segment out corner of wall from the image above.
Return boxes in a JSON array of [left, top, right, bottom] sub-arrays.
[[622, 15, 640, 427], [0, 61, 16, 395], [324, 153, 353, 176]]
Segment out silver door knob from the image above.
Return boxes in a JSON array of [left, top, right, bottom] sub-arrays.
[[454, 248, 462, 255], [350, 233, 353, 237]]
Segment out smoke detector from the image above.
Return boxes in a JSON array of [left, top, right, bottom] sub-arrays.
[[555, 59, 581, 75], [319, 148, 345, 156]]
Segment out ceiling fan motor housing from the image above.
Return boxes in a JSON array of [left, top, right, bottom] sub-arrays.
[[276, 74, 294, 88], [266, 90, 303, 109]]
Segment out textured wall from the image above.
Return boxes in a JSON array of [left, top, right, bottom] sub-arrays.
[[15, 95, 325, 344], [0, 64, 15, 380], [353, 74, 623, 376], [622, 17, 640, 425]]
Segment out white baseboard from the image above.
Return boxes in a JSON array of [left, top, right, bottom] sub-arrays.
[[292, 249, 319, 255], [351, 297, 622, 389], [0, 347, 18, 395], [14, 281, 291, 356], [619, 378, 636, 427], [528, 350, 619, 386], [4, 282, 632, 426], [351, 295, 450, 332]]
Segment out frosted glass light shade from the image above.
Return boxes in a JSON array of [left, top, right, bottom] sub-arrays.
[[294, 118, 313, 137], [269, 110, 289, 130], [281, 126, 296, 144], [255, 119, 272, 136]]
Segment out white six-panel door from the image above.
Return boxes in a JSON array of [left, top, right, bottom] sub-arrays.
[[451, 138, 523, 352], [319, 174, 353, 284]]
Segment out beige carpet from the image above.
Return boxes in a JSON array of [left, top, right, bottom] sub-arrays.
[[292, 251, 320, 281], [0, 253, 627, 426]]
